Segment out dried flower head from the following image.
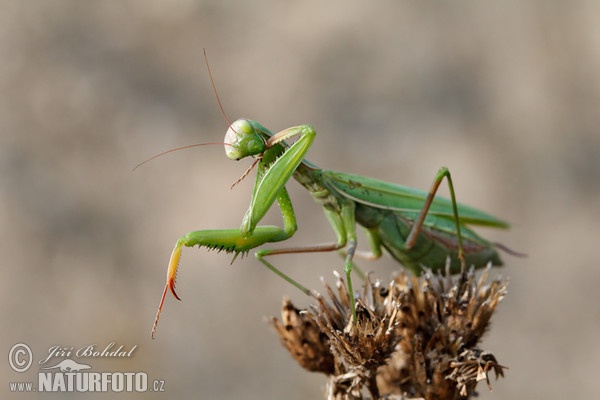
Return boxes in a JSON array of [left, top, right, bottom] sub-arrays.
[[271, 262, 508, 400], [270, 297, 335, 374]]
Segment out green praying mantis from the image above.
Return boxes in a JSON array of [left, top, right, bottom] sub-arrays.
[[148, 59, 517, 339]]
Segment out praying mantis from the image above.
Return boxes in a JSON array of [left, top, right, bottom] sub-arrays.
[[149, 59, 516, 339]]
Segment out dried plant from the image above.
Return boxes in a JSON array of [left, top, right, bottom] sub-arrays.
[[270, 262, 507, 400]]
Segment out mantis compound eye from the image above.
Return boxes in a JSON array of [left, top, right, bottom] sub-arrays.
[[224, 119, 266, 160]]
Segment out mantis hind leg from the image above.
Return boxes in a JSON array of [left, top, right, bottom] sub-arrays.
[[404, 167, 466, 273], [255, 240, 359, 319]]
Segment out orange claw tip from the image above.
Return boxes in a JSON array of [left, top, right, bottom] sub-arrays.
[[169, 278, 181, 301]]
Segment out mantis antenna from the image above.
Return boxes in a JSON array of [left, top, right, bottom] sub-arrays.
[[203, 48, 233, 129], [203, 48, 262, 187], [133, 49, 257, 188], [132, 142, 231, 171]]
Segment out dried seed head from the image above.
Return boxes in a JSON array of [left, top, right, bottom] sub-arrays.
[[271, 263, 508, 399], [310, 274, 401, 372], [269, 297, 334, 374], [379, 264, 508, 399]]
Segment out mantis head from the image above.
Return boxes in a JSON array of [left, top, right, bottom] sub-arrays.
[[224, 119, 267, 161]]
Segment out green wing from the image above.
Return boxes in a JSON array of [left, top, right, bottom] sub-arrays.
[[323, 171, 509, 228]]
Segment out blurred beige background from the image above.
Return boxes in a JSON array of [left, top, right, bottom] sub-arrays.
[[2, 1, 599, 399]]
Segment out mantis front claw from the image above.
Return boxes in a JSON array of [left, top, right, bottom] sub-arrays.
[[151, 241, 184, 339], [151, 226, 293, 338]]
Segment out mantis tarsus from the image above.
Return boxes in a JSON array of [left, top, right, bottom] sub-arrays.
[[149, 117, 515, 338]]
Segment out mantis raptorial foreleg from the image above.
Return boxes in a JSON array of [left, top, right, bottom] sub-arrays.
[[151, 187, 309, 338]]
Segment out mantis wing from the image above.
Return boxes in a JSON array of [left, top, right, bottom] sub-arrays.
[[323, 171, 509, 229]]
